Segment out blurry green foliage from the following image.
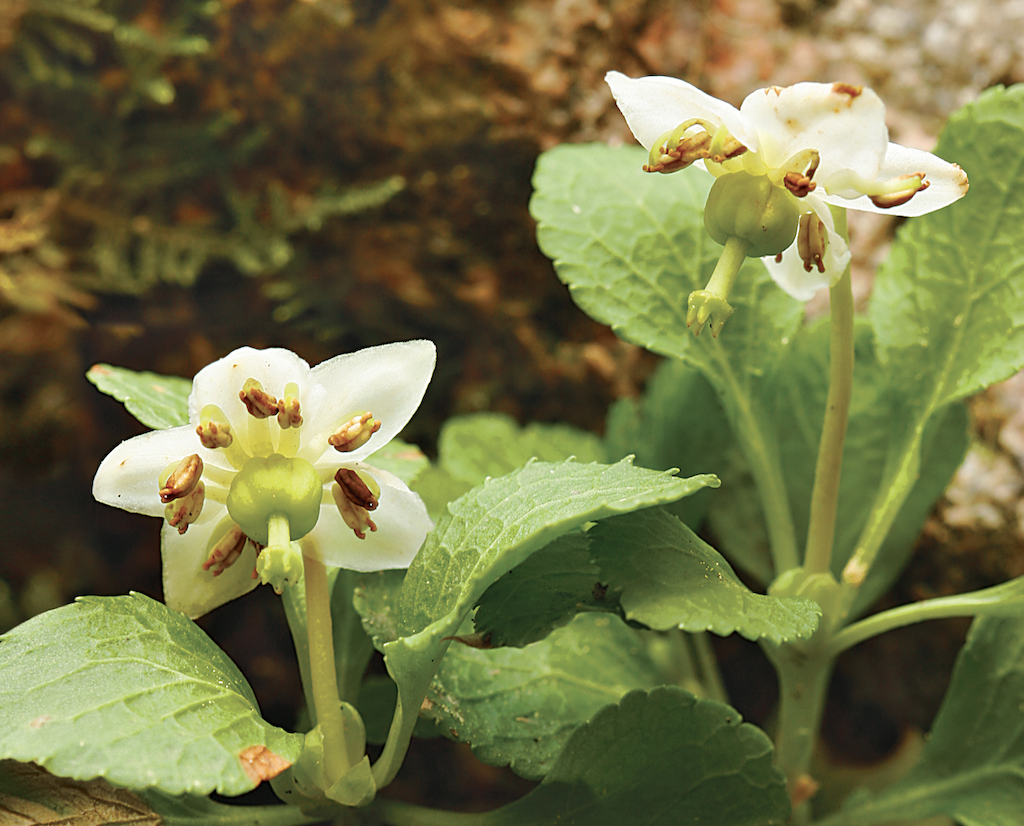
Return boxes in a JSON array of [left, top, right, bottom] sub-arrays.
[[0, 0, 403, 300]]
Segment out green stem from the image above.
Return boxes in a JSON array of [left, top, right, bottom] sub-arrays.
[[804, 212, 854, 576], [826, 580, 1024, 658], [304, 553, 351, 786], [764, 645, 834, 822]]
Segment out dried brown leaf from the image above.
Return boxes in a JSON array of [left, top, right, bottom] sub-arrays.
[[0, 760, 158, 825], [237, 746, 291, 786]]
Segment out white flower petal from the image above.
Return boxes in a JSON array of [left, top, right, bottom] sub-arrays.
[[161, 518, 259, 619], [308, 467, 432, 570], [300, 340, 436, 464], [763, 198, 850, 301], [605, 71, 759, 154], [818, 142, 969, 218], [740, 82, 888, 183], [92, 426, 202, 516], [189, 347, 313, 454]]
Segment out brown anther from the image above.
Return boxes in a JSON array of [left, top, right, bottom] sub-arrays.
[[328, 413, 381, 453], [797, 213, 828, 274], [239, 379, 279, 419], [160, 454, 203, 503], [331, 483, 378, 539], [203, 524, 248, 575], [783, 171, 817, 197], [335, 468, 379, 511], [706, 137, 747, 164], [277, 397, 302, 429], [165, 482, 205, 534], [643, 132, 713, 174], [869, 174, 929, 209], [196, 419, 232, 449]]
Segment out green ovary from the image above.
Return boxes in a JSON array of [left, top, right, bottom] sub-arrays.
[[226, 454, 322, 546], [703, 171, 800, 257]]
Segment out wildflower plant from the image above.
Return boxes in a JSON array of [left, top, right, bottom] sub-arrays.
[[0, 76, 1023, 826]]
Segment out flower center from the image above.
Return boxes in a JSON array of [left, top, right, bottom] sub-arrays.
[[163, 374, 395, 586], [226, 453, 323, 547], [703, 171, 801, 258]]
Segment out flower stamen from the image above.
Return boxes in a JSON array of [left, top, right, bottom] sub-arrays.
[[823, 169, 930, 208], [868, 174, 930, 209], [643, 119, 747, 174], [783, 172, 816, 197], [203, 523, 248, 575], [159, 454, 203, 503], [706, 124, 748, 164], [331, 478, 378, 539], [196, 404, 250, 468], [277, 382, 303, 429], [239, 379, 279, 419], [797, 213, 828, 273], [165, 482, 205, 534], [335, 468, 380, 511], [196, 416, 232, 449], [328, 413, 381, 453]]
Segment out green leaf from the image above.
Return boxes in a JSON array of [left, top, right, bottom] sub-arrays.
[[87, 363, 191, 429], [604, 358, 729, 527], [399, 458, 718, 637], [872, 85, 1024, 412], [706, 455, 774, 584], [412, 413, 605, 519], [367, 438, 429, 485], [589, 508, 820, 643], [823, 615, 1024, 826], [473, 533, 613, 648], [0, 593, 303, 796], [481, 687, 789, 826], [366, 459, 717, 788], [531, 143, 804, 574], [854, 86, 1024, 587], [352, 569, 406, 652], [426, 613, 662, 780]]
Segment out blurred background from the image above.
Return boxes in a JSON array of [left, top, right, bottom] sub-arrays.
[[2, 0, 1024, 811]]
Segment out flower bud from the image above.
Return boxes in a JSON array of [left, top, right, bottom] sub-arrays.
[[704, 171, 800, 258]]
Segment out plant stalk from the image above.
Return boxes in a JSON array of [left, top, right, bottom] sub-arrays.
[[803, 209, 854, 576], [304, 553, 351, 786]]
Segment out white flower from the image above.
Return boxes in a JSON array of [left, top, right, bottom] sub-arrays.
[[606, 71, 969, 300], [93, 342, 436, 618]]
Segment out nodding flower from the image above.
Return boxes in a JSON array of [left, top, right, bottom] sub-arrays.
[[606, 72, 968, 304]]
